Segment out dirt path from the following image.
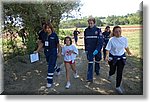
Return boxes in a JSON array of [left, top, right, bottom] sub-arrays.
[[2, 35, 143, 95], [2, 49, 142, 95]]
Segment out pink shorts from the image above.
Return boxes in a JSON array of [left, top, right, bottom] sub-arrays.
[[64, 60, 75, 64]]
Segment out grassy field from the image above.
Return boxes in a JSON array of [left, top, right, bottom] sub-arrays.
[[122, 30, 142, 58]]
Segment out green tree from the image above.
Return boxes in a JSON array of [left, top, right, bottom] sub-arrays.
[[3, 1, 81, 54]]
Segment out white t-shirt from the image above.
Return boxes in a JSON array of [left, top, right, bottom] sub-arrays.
[[62, 45, 78, 62], [105, 36, 128, 56]]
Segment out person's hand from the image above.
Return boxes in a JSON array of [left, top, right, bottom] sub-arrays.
[[57, 52, 61, 57], [85, 51, 88, 55], [93, 50, 98, 55], [105, 55, 109, 62], [33, 50, 38, 54], [128, 52, 132, 56]]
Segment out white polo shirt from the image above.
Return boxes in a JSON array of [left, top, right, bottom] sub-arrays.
[[105, 36, 128, 56]]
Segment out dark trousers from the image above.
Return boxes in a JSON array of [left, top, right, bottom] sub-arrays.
[[103, 46, 106, 60], [45, 49, 57, 84], [86, 52, 101, 81], [108, 60, 125, 87], [74, 36, 78, 43], [46, 54, 60, 72]]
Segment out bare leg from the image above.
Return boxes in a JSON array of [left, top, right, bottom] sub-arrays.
[[71, 63, 79, 78], [65, 63, 71, 82], [70, 63, 77, 73]]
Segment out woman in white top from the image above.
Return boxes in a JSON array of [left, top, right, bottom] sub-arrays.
[[105, 26, 132, 94], [62, 36, 79, 89]]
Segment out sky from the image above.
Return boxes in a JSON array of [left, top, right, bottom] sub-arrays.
[[74, 0, 143, 18]]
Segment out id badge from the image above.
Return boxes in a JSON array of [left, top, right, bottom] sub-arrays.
[[45, 41, 49, 46]]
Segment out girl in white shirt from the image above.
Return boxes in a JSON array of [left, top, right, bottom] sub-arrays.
[[62, 36, 79, 89], [105, 26, 132, 94]]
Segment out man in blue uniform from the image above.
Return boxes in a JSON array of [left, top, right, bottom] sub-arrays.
[[102, 26, 111, 61], [84, 17, 103, 82], [37, 22, 46, 46]]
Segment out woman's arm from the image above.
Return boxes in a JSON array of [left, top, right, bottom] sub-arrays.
[[34, 42, 43, 53], [125, 47, 132, 56], [105, 50, 110, 61]]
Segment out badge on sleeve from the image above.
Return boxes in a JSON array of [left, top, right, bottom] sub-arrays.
[[45, 41, 49, 46], [95, 31, 98, 35]]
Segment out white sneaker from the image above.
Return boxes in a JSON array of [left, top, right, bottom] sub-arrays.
[[47, 83, 52, 88], [116, 87, 123, 94], [73, 73, 79, 78], [56, 71, 60, 76], [65, 82, 71, 89]]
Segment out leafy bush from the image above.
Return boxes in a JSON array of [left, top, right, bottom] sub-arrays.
[[58, 30, 73, 41]]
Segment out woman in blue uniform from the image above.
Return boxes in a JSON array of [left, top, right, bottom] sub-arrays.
[[35, 23, 61, 88], [105, 26, 132, 94], [84, 17, 103, 82]]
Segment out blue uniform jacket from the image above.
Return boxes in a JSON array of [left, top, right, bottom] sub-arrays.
[[102, 31, 110, 46], [39, 32, 59, 56], [42, 32, 59, 49], [38, 30, 46, 41], [84, 25, 103, 53]]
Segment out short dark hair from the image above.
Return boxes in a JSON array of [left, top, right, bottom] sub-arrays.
[[64, 36, 72, 45], [106, 26, 110, 29]]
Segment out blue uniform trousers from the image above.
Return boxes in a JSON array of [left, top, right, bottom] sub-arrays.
[[86, 52, 101, 81], [45, 54, 60, 73], [44, 49, 57, 84]]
